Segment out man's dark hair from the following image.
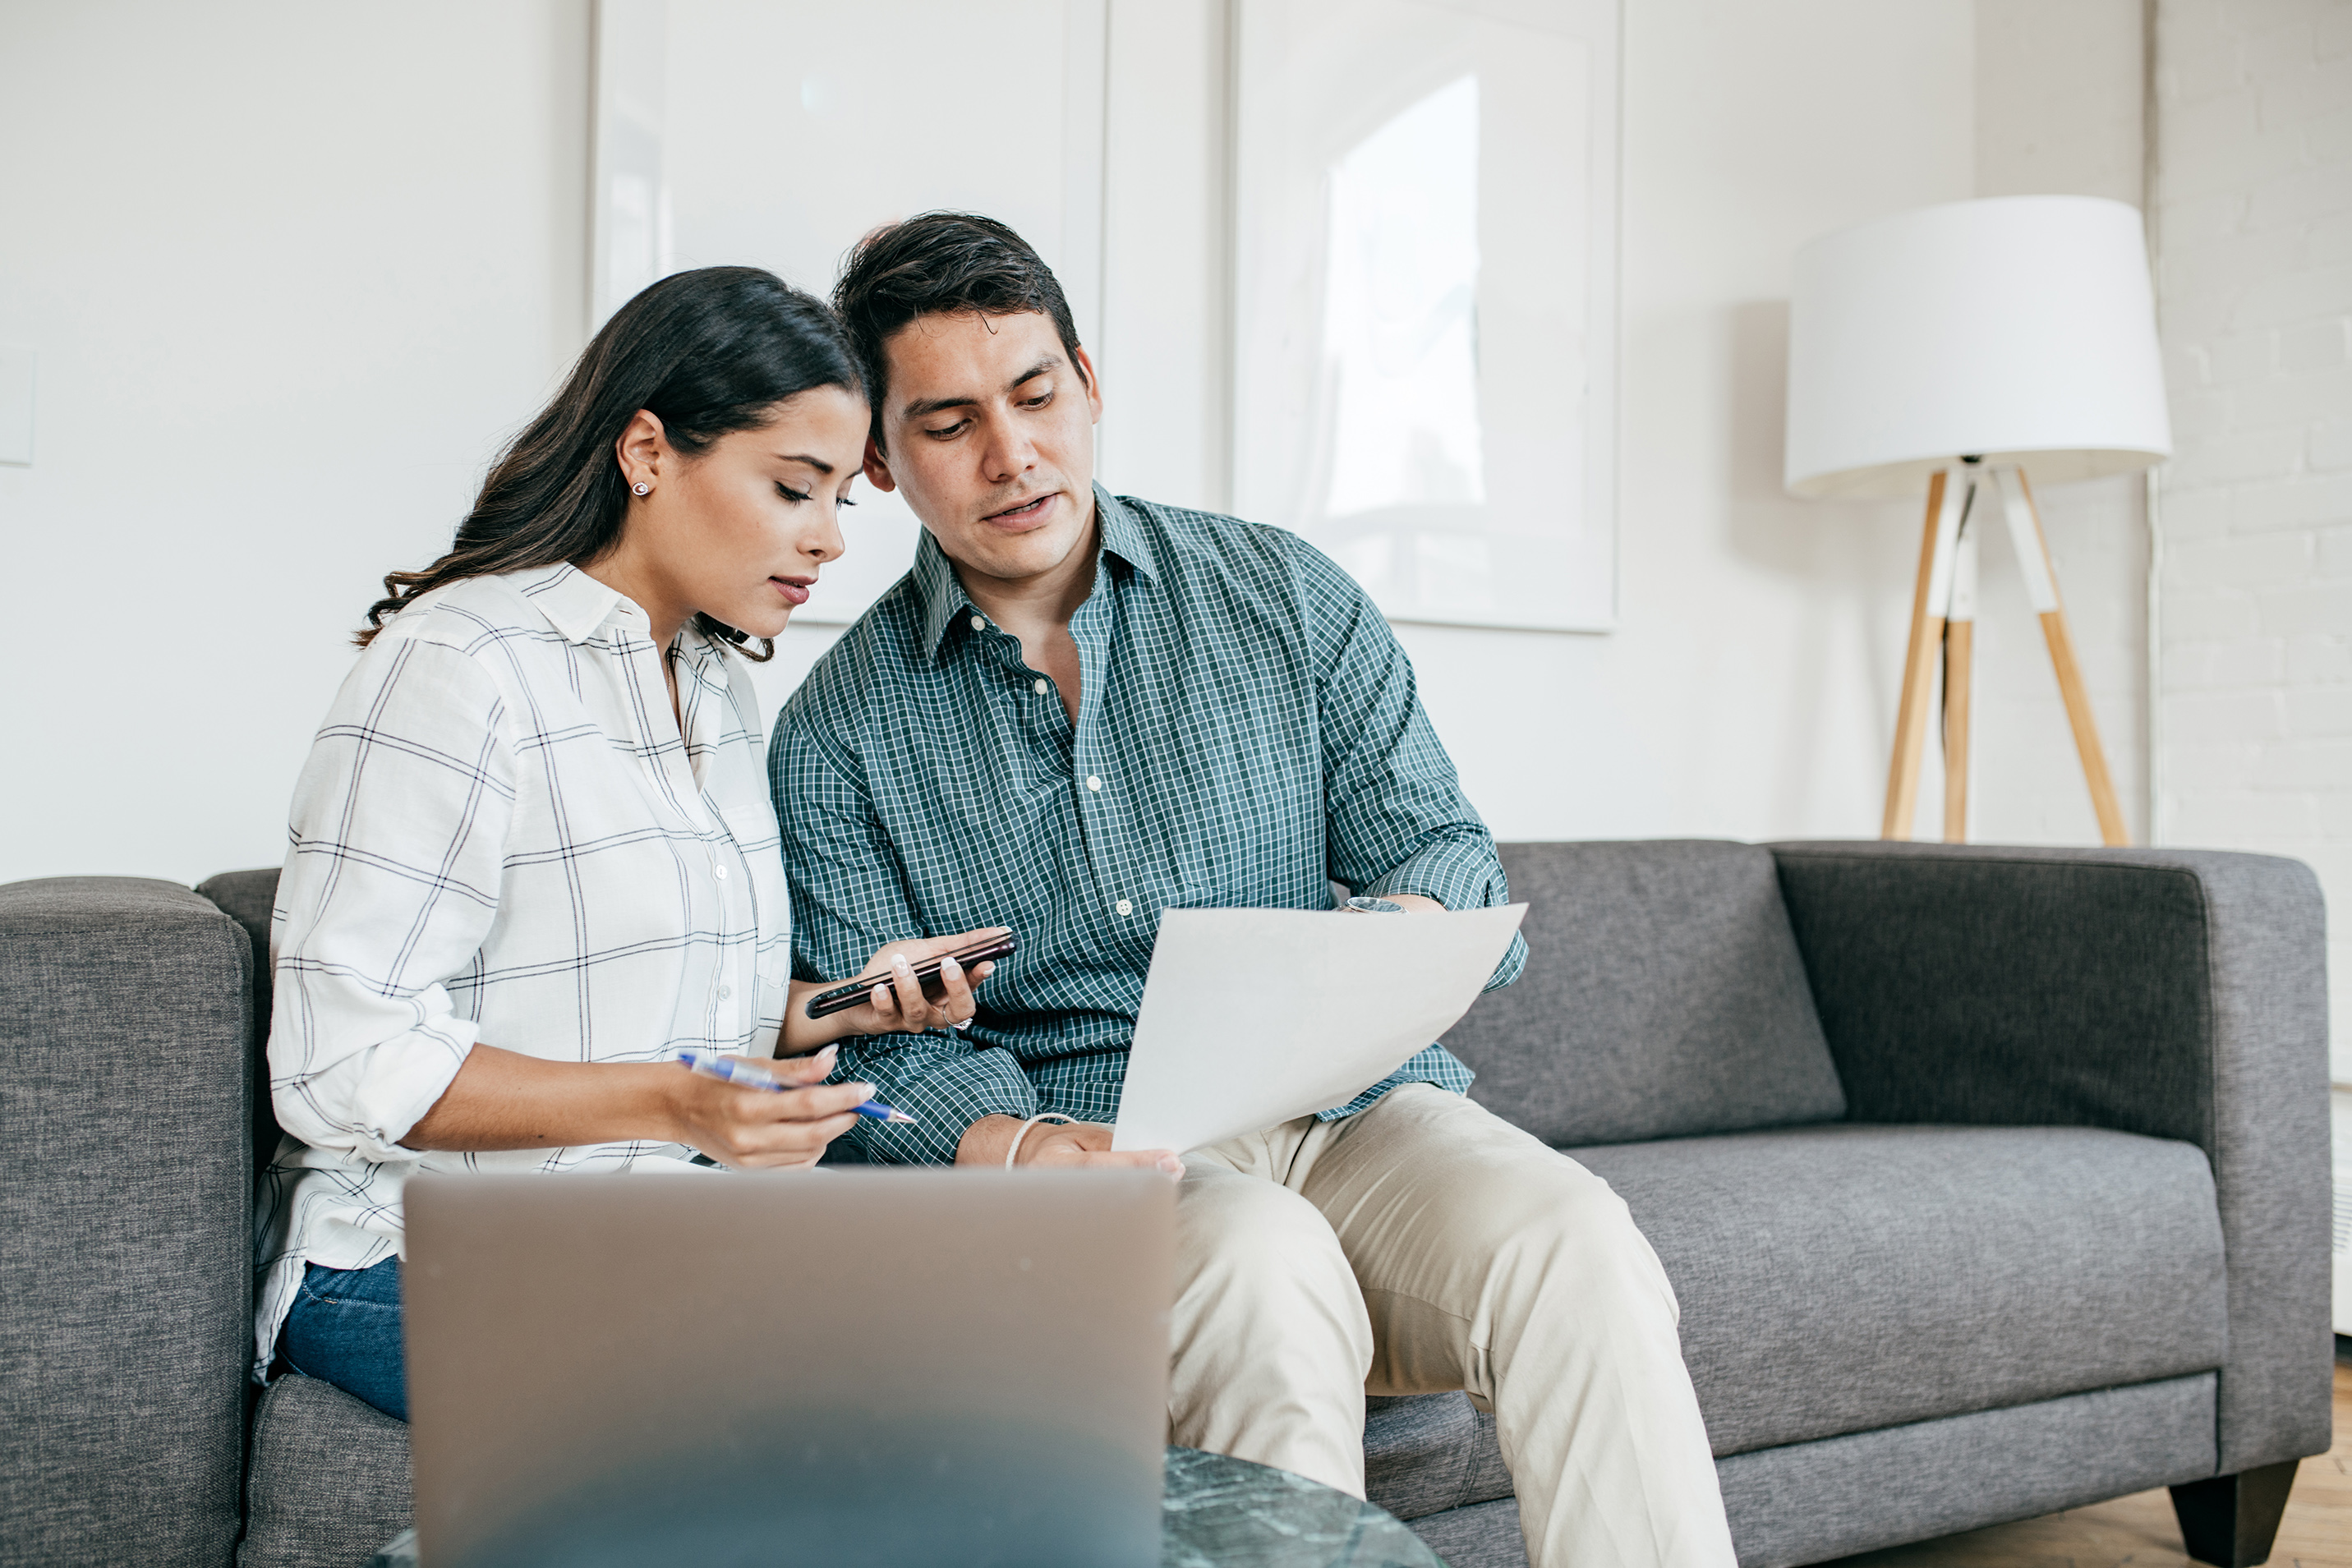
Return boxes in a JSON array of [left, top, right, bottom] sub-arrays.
[[832, 211, 1086, 449]]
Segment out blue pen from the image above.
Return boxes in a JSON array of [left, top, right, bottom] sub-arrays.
[[674, 1048, 919, 1124]]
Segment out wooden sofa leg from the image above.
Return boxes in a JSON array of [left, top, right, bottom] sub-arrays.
[[2170, 1460, 2299, 1567]]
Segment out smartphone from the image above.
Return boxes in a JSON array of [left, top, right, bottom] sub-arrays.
[[803, 931, 1019, 1019]]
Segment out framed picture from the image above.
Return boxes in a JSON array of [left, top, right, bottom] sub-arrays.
[[589, 0, 1108, 625], [1231, 0, 1621, 632]]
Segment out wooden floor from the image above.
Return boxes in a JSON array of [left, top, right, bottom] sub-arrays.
[[1821, 1353, 2352, 1568]]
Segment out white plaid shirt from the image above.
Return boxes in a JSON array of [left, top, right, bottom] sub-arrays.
[[251, 563, 789, 1379]]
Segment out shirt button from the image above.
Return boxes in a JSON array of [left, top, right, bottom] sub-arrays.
[[713, 864, 729, 880], [1087, 775, 1102, 792], [717, 985, 733, 1000], [1115, 899, 1133, 916], [1033, 678, 1050, 695], [970, 614, 986, 631]]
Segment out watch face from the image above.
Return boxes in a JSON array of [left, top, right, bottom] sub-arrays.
[[1345, 896, 1404, 913]]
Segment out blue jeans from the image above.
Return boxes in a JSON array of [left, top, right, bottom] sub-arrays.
[[280, 1258, 407, 1421]]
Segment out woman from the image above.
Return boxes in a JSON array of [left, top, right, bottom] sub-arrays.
[[255, 267, 1000, 1420]]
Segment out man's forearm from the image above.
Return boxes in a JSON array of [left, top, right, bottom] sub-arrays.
[[956, 1114, 1026, 1166], [830, 1031, 1042, 1165], [957, 1111, 1185, 1175]]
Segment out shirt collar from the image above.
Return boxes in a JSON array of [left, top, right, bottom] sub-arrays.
[[911, 532, 969, 660], [518, 562, 631, 645], [1096, 485, 1160, 586], [915, 484, 1159, 660]]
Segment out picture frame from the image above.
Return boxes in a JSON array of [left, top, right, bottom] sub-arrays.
[[1231, 0, 1622, 632], [588, 0, 1109, 626]]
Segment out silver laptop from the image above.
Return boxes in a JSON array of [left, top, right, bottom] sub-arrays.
[[403, 1168, 1174, 1568]]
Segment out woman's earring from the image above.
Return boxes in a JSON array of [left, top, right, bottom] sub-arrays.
[[632, 481, 651, 496]]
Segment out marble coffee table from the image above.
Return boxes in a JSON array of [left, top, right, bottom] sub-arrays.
[[369, 1445, 1443, 1568], [1159, 1446, 1442, 1567]]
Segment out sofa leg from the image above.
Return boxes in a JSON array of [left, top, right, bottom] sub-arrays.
[[2170, 1460, 2299, 1567]]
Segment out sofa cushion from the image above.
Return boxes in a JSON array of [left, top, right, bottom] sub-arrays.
[[1572, 1123, 2228, 1457], [1715, 1372, 2216, 1568], [241, 1373, 412, 1568], [1363, 1392, 1513, 1522], [1406, 1497, 1526, 1568], [1444, 842, 1846, 1146], [239, 1377, 1494, 1559]]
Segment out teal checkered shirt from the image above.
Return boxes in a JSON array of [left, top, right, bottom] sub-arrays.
[[769, 486, 1526, 1164]]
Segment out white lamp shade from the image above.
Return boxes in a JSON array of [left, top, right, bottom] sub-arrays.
[[1784, 195, 2171, 500]]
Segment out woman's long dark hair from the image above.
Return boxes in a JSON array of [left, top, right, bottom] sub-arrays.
[[357, 266, 863, 660]]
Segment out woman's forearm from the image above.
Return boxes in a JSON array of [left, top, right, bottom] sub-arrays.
[[783, 979, 857, 1052], [400, 1045, 683, 1152]]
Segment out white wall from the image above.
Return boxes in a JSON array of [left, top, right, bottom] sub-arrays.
[[0, 1, 588, 886], [1419, 0, 1974, 844], [778, 0, 1980, 848], [743, 0, 1240, 724], [7, 0, 2147, 887], [1086, 0, 2161, 858], [2149, 0, 2352, 1078]]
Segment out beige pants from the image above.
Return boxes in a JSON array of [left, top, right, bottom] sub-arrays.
[[1168, 1083, 1736, 1568]]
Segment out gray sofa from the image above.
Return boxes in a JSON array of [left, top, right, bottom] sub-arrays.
[[0, 840, 2331, 1568]]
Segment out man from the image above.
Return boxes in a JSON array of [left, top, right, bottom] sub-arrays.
[[770, 212, 1735, 1568]]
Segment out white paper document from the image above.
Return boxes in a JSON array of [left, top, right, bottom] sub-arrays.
[[1110, 905, 1527, 1154]]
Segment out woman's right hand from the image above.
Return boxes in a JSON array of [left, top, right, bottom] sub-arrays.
[[665, 1043, 871, 1170]]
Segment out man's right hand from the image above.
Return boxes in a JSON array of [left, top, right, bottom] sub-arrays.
[[956, 1114, 1184, 1178]]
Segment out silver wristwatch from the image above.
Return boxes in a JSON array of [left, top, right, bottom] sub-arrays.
[[1343, 895, 1404, 913]]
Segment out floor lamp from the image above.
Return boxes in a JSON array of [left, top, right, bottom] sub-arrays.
[[1784, 195, 2173, 846]]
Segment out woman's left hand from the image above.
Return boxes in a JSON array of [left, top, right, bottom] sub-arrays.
[[782, 927, 1008, 1052]]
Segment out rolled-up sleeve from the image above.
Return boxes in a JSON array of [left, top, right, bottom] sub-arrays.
[[269, 634, 515, 1162], [770, 701, 1038, 1164], [830, 1033, 1038, 1165], [1297, 540, 1528, 992]]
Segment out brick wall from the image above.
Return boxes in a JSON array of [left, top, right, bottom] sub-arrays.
[[2153, 0, 2352, 1078]]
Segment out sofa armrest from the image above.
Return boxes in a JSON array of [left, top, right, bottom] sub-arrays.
[[1767, 840, 2330, 1476], [0, 876, 252, 1566]]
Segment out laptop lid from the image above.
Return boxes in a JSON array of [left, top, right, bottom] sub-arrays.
[[403, 1168, 1174, 1568]]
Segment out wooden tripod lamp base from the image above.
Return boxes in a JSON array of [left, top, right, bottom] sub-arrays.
[[1882, 462, 2129, 847]]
